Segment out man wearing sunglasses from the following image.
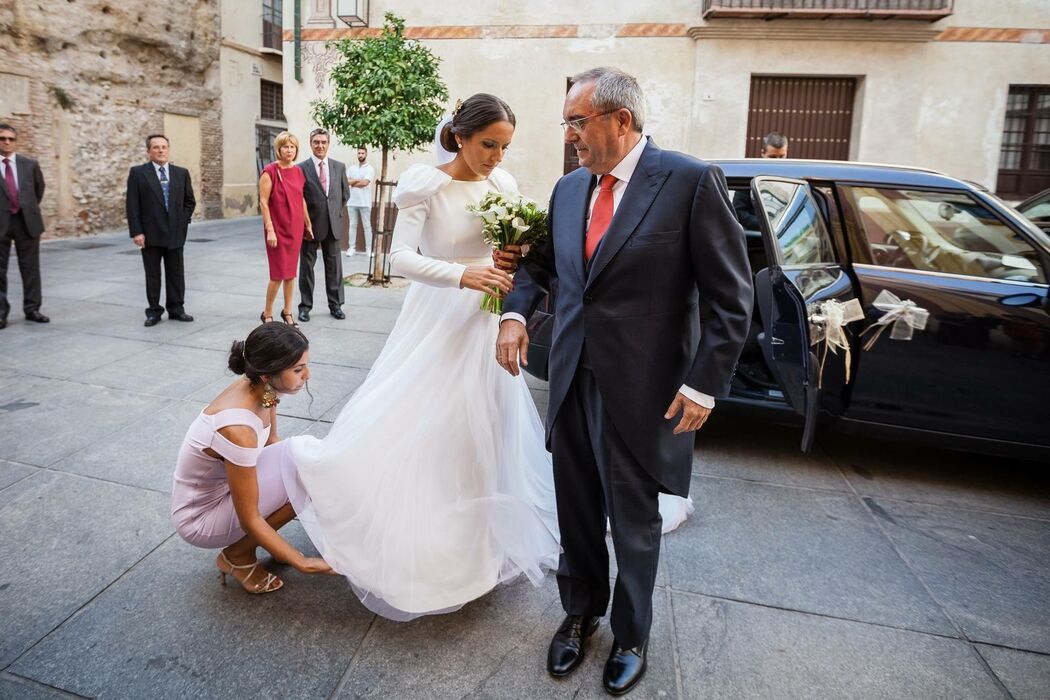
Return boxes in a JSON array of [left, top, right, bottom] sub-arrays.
[[497, 68, 752, 695], [0, 124, 48, 329]]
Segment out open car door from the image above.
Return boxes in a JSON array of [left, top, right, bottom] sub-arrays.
[[750, 177, 860, 452]]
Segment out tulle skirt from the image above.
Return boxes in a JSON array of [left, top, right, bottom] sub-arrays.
[[281, 278, 692, 620]]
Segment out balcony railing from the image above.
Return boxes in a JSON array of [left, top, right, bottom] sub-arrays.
[[702, 0, 954, 21]]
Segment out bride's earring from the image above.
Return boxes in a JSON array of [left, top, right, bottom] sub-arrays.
[[260, 383, 280, 409]]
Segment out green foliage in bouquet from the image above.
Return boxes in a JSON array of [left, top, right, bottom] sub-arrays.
[[467, 191, 549, 314]]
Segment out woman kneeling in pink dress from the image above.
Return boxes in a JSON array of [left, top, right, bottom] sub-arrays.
[[171, 322, 332, 593]]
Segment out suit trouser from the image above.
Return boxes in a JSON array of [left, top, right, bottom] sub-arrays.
[[551, 363, 663, 648], [141, 245, 185, 318], [0, 212, 43, 319], [298, 233, 344, 312]]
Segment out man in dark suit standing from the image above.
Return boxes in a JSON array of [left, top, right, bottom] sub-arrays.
[[0, 123, 49, 329], [297, 128, 350, 322], [126, 134, 196, 327], [497, 68, 752, 695]]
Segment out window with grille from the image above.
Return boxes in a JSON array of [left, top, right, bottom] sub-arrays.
[[263, 0, 283, 50], [260, 80, 284, 122], [996, 86, 1050, 199]]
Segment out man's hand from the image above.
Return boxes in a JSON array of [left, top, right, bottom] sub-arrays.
[[492, 245, 522, 272], [132, 234, 145, 249], [496, 319, 529, 376], [664, 392, 712, 435]]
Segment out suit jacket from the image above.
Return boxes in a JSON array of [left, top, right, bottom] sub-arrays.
[[504, 140, 753, 496], [0, 155, 46, 238], [297, 157, 350, 240], [125, 162, 196, 248]]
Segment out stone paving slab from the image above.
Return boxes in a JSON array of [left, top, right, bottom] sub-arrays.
[[0, 328, 154, 381], [0, 461, 37, 491], [0, 471, 173, 669], [7, 526, 373, 700], [79, 345, 228, 400], [0, 674, 71, 699], [665, 475, 955, 635], [871, 498, 1050, 653], [0, 378, 169, 467], [695, 414, 851, 492], [825, 437, 1050, 520], [977, 644, 1050, 700], [671, 592, 1007, 699]]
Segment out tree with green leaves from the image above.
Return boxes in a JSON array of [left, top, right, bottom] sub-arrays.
[[311, 13, 448, 189]]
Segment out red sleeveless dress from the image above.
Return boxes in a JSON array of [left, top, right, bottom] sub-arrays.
[[263, 162, 306, 280]]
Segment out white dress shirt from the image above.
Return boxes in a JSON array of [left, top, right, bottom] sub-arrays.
[[310, 155, 329, 196], [1, 153, 19, 189], [501, 136, 716, 410]]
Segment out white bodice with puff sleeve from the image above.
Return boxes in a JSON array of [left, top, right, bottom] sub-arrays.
[[388, 164, 519, 288]]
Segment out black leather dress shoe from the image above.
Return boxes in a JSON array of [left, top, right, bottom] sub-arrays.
[[144, 316, 161, 327], [25, 310, 49, 323], [603, 639, 648, 696], [168, 312, 194, 322], [0, 318, 7, 329], [330, 307, 345, 320], [547, 615, 600, 677], [298, 309, 310, 323]]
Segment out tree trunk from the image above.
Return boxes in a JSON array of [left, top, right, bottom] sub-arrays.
[[371, 146, 391, 281]]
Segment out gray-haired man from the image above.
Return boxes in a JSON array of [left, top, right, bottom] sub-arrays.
[[498, 68, 753, 695]]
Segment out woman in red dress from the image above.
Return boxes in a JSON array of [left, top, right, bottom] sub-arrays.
[[259, 132, 313, 326]]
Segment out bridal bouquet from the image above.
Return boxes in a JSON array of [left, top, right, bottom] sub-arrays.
[[467, 191, 548, 314]]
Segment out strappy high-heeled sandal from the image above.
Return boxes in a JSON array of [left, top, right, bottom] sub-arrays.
[[280, 311, 298, 328], [260, 312, 274, 323], [216, 551, 283, 594]]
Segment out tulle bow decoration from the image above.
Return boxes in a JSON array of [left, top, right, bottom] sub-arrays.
[[808, 298, 865, 388], [862, 290, 930, 351]]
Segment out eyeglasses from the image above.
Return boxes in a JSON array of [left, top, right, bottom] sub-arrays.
[[0, 137, 15, 142], [560, 109, 620, 134]]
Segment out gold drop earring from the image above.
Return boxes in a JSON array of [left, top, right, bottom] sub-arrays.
[[261, 382, 280, 408]]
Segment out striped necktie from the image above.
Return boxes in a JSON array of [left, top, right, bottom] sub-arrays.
[[158, 166, 170, 210]]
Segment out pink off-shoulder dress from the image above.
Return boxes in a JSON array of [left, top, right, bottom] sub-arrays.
[[171, 408, 289, 549]]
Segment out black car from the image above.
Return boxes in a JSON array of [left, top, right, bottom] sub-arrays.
[[1016, 187, 1050, 234], [524, 160, 1050, 460]]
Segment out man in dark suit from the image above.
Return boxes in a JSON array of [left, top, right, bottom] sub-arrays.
[[126, 134, 196, 327], [0, 123, 49, 329], [297, 128, 350, 322], [497, 68, 752, 695]]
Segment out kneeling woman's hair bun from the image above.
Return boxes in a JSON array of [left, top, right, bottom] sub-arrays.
[[227, 323, 309, 384], [228, 340, 248, 375]]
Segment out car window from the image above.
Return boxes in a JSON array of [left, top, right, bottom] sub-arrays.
[[1019, 198, 1050, 223], [754, 179, 837, 266], [846, 186, 1046, 284]]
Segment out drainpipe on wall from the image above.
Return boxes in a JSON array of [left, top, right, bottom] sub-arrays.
[[294, 0, 302, 83]]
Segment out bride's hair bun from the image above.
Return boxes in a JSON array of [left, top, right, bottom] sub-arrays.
[[228, 340, 248, 375], [439, 94, 516, 157]]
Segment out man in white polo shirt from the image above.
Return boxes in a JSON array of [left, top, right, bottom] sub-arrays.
[[345, 147, 375, 258]]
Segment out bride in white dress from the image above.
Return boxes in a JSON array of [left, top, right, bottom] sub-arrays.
[[281, 94, 691, 620]]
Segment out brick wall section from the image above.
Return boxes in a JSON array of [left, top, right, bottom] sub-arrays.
[[0, 1, 222, 237]]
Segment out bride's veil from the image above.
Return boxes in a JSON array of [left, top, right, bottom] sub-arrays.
[[433, 115, 456, 165]]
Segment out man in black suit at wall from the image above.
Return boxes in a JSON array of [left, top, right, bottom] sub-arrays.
[[126, 134, 196, 327], [0, 123, 49, 329], [297, 128, 350, 322]]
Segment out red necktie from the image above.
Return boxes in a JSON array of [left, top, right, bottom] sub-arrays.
[[585, 174, 617, 261], [318, 161, 327, 194], [3, 158, 18, 215]]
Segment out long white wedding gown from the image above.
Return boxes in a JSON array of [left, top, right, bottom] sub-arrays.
[[279, 163, 693, 620]]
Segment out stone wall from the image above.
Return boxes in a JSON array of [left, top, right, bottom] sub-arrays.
[[0, 0, 222, 238]]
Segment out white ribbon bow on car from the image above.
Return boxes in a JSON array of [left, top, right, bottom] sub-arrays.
[[808, 298, 865, 388], [861, 289, 930, 351]]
